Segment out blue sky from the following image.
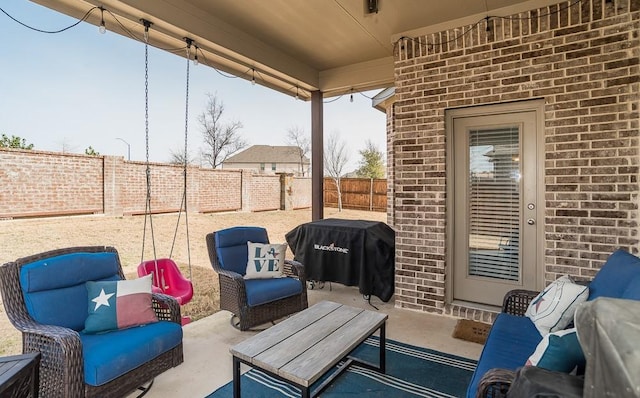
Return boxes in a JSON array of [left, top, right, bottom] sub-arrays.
[[0, 2, 387, 172]]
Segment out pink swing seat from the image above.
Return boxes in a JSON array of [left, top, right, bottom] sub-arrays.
[[137, 258, 194, 305]]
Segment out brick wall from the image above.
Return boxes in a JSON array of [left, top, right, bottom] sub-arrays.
[[386, 104, 396, 226], [292, 177, 312, 209], [198, 169, 243, 213], [392, 0, 639, 319], [0, 148, 311, 218], [247, 173, 282, 212], [0, 149, 103, 217]]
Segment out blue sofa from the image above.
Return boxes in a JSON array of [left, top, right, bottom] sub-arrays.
[[467, 249, 640, 398], [0, 246, 184, 398]]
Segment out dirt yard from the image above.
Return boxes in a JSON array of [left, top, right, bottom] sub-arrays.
[[0, 208, 386, 355]]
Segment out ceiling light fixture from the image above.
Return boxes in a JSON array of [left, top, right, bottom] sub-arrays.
[[366, 0, 378, 14], [98, 6, 106, 34]]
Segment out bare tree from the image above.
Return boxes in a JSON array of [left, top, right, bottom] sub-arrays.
[[57, 138, 77, 154], [285, 125, 310, 176], [168, 149, 196, 165], [199, 93, 247, 168], [324, 131, 349, 211]]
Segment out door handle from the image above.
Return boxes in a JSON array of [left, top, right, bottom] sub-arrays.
[[527, 218, 535, 225]]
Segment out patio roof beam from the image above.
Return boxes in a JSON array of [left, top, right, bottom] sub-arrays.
[[319, 56, 394, 98]]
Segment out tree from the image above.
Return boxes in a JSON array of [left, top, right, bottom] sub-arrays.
[[324, 132, 349, 211], [0, 134, 34, 149], [199, 93, 247, 168], [169, 149, 196, 165], [85, 146, 100, 156], [57, 138, 76, 154], [355, 139, 385, 178], [285, 125, 310, 176]]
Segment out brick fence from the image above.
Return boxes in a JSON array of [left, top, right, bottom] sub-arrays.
[[0, 148, 312, 219]]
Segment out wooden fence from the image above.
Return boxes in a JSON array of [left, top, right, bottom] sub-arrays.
[[323, 177, 387, 212]]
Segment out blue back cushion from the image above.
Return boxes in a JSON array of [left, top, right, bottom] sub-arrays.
[[622, 275, 640, 300], [215, 227, 269, 275], [20, 252, 121, 331], [588, 249, 640, 300]]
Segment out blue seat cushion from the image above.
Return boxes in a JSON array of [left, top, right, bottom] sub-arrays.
[[20, 252, 121, 331], [80, 321, 182, 386], [245, 277, 303, 307], [588, 249, 640, 300], [466, 314, 542, 398], [215, 227, 269, 275]]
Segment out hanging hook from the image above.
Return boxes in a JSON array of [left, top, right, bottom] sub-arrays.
[[184, 37, 193, 61], [141, 19, 153, 42]]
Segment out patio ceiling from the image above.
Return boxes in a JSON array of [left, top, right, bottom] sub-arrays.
[[31, 0, 559, 100]]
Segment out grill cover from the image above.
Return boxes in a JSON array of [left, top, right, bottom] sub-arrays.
[[285, 219, 395, 302]]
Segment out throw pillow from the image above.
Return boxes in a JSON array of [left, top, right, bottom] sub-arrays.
[[245, 242, 287, 279], [525, 275, 589, 335], [526, 328, 585, 373], [84, 274, 158, 334]]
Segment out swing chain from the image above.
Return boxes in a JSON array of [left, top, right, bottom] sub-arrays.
[[169, 37, 193, 280], [141, 19, 158, 264]]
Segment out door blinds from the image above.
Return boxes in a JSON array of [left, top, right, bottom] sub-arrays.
[[467, 126, 520, 281]]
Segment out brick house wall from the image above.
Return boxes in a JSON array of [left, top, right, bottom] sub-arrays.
[[391, 0, 639, 320]]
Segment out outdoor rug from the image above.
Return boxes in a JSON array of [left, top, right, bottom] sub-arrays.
[[207, 336, 476, 397]]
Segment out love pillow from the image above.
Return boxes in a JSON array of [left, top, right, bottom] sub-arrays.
[[245, 242, 287, 279]]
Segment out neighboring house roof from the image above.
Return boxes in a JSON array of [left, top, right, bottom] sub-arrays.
[[224, 145, 310, 164]]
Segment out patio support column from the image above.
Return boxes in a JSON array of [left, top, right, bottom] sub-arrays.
[[311, 90, 324, 220]]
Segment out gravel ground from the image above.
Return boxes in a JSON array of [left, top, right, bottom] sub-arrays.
[[0, 208, 386, 355]]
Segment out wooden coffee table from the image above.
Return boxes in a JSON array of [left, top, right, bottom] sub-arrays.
[[0, 352, 40, 398], [230, 300, 387, 398]]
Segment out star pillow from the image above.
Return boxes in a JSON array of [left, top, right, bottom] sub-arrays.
[[525, 275, 588, 335], [245, 242, 287, 279], [84, 274, 158, 334]]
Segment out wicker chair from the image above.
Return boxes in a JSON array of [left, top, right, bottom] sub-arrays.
[[0, 246, 184, 398], [206, 226, 308, 331]]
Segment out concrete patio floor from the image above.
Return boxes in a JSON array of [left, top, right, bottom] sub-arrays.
[[137, 284, 484, 398]]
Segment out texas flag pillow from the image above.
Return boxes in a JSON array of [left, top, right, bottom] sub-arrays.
[[84, 274, 158, 334]]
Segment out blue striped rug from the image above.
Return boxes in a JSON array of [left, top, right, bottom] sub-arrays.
[[207, 337, 476, 397]]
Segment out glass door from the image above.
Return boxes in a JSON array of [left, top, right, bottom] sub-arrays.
[[451, 109, 541, 306]]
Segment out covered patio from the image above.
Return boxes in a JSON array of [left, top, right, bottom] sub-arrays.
[[8, 0, 640, 397], [30, 0, 640, 320], [130, 284, 483, 397]]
